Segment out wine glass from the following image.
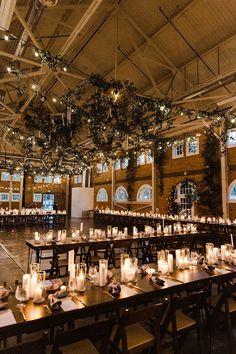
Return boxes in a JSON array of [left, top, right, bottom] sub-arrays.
[[15, 285, 27, 308], [89, 265, 97, 282]]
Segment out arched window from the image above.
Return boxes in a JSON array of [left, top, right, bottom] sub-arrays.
[[96, 188, 108, 202], [114, 186, 128, 201], [229, 181, 236, 202], [137, 184, 152, 201]]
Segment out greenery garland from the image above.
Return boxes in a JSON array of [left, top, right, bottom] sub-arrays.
[[197, 128, 222, 216], [153, 138, 168, 196]]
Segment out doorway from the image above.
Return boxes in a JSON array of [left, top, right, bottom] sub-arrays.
[[42, 193, 54, 210]]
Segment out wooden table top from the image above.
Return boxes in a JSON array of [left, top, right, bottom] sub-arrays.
[[25, 232, 206, 251], [0, 261, 236, 339]]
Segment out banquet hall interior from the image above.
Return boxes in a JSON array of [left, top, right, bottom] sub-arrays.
[[0, 0, 236, 353]]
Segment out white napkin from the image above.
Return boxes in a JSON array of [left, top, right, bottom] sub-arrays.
[[215, 268, 230, 274], [0, 309, 16, 327], [60, 298, 79, 312]]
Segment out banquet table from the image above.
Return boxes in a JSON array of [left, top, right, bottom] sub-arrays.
[[25, 231, 211, 272], [0, 213, 67, 227], [0, 262, 236, 341]]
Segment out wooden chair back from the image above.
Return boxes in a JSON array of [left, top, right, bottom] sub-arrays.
[[0, 335, 47, 354], [51, 318, 113, 354]]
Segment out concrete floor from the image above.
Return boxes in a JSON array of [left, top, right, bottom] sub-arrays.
[[0, 218, 236, 353]]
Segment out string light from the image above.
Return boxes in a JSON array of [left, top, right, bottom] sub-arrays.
[[52, 97, 57, 102], [63, 66, 67, 72], [7, 66, 11, 73], [4, 34, 9, 41]]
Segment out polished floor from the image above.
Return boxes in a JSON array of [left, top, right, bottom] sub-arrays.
[[0, 218, 236, 354]]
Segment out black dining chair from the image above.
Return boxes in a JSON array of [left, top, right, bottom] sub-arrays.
[[109, 240, 133, 268], [51, 318, 114, 354], [208, 281, 236, 354], [111, 303, 166, 354], [161, 290, 209, 354], [0, 334, 48, 354]]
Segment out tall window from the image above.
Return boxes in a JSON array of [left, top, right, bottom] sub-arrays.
[[97, 163, 103, 173], [146, 150, 153, 163], [229, 181, 236, 202], [103, 163, 109, 172], [121, 158, 129, 169], [115, 159, 121, 170], [137, 153, 146, 166], [96, 188, 108, 202], [172, 143, 184, 159], [74, 175, 82, 184], [44, 176, 53, 184], [114, 186, 128, 201], [186, 137, 199, 156], [137, 184, 152, 201], [174, 181, 196, 217], [227, 129, 236, 148]]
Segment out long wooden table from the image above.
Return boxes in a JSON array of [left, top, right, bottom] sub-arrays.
[[0, 261, 236, 340], [0, 213, 66, 227], [25, 231, 212, 272]]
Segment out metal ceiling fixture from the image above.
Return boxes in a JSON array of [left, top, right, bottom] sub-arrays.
[[39, 0, 58, 7]]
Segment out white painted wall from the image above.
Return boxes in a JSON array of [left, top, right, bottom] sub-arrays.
[[71, 187, 94, 218]]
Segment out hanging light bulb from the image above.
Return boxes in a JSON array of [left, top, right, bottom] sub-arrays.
[[4, 34, 9, 41], [63, 66, 67, 72], [34, 51, 39, 57], [32, 84, 36, 90], [52, 97, 57, 102], [7, 66, 11, 73]]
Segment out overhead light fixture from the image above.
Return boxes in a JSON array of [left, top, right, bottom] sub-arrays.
[[0, 0, 16, 31]]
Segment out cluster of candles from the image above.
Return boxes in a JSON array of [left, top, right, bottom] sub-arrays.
[[68, 250, 109, 290], [0, 207, 66, 215], [89, 226, 128, 240], [22, 263, 45, 303], [98, 208, 236, 225], [206, 242, 236, 265], [34, 223, 84, 244], [157, 250, 174, 274], [120, 254, 138, 283]]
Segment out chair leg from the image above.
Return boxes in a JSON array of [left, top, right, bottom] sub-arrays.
[[226, 313, 233, 354]]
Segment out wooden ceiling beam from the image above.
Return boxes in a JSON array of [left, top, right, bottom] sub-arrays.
[[14, 7, 42, 49], [0, 50, 42, 67], [0, 69, 46, 85]]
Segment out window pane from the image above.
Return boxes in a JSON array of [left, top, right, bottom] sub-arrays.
[[115, 159, 121, 170], [33, 193, 42, 202], [137, 153, 145, 165], [97, 163, 103, 173], [1, 172, 10, 181], [137, 185, 152, 201], [146, 150, 153, 163], [54, 175, 61, 184], [103, 163, 109, 172], [44, 176, 53, 183], [12, 193, 20, 201], [12, 173, 21, 182], [97, 188, 108, 202], [0, 193, 9, 201], [227, 130, 236, 146], [115, 187, 128, 201], [74, 175, 82, 184], [121, 158, 129, 169], [173, 143, 184, 158], [34, 175, 43, 183], [187, 138, 198, 155]]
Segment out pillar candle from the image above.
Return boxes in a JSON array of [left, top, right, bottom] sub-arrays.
[[76, 273, 85, 291], [30, 273, 37, 298], [80, 222, 83, 232], [68, 250, 75, 273], [221, 245, 226, 261], [33, 286, 43, 303], [175, 249, 180, 267], [168, 254, 174, 273], [22, 274, 30, 300]]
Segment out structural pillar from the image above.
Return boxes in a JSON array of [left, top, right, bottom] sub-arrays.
[[111, 163, 115, 210], [152, 159, 157, 213], [220, 126, 229, 218]]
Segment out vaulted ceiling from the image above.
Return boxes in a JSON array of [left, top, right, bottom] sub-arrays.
[[0, 0, 236, 157]]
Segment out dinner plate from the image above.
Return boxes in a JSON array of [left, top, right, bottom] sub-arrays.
[[0, 287, 10, 299]]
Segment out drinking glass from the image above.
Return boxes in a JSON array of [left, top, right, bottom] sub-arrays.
[[15, 285, 27, 308], [89, 265, 98, 282]]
